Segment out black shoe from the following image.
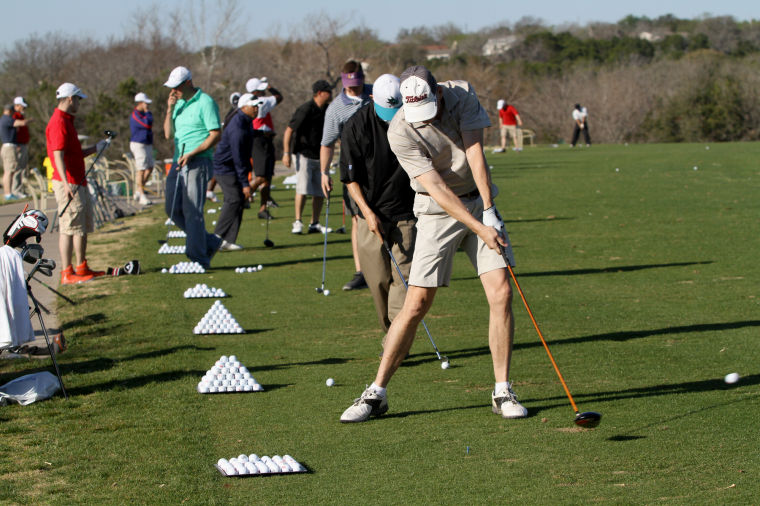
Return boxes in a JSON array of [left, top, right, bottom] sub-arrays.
[[343, 271, 368, 291], [258, 210, 273, 219]]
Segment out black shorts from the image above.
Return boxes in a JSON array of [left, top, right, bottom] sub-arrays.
[[252, 135, 275, 179]]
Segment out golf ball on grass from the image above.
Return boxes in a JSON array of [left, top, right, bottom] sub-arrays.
[[326, 378, 334, 387], [724, 372, 740, 384], [441, 360, 450, 369], [323, 289, 330, 296]]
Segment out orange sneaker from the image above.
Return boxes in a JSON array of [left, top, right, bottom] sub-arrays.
[[75, 259, 105, 277], [61, 265, 95, 285]]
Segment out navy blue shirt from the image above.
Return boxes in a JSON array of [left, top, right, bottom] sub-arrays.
[[129, 109, 153, 144], [213, 109, 254, 187], [0, 114, 16, 144]]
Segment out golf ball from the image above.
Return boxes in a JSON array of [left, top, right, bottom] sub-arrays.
[[441, 360, 450, 369], [724, 372, 740, 384], [323, 289, 330, 296], [326, 378, 334, 387]]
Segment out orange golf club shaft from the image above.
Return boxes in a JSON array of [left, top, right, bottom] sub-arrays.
[[506, 263, 579, 413]]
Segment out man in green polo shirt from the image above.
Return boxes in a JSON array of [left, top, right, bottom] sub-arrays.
[[163, 66, 222, 267]]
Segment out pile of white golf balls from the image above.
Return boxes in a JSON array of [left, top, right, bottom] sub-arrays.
[[184, 283, 226, 298], [193, 301, 243, 334], [207, 208, 217, 214], [164, 261, 205, 274], [234, 265, 263, 273], [197, 355, 263, 393], [158, 243, 186, 254], [167, 230, 187, 238], [216, 454, 305, 476]]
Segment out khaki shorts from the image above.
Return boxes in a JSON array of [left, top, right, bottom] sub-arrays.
[[1, 144, 19, 173], [52, 180, 94, 235], [130, 142, 154, 172], [294, 153, 323, 197], [408, 193, 506, 287]]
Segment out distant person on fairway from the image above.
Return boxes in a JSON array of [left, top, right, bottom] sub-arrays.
[[282, 79, 332, 234], [571, 103, 591, 147], [163, 65, 222, 268], [493, 99, 523, 153], [340, 65, 526, 423], [338, 73, 416, 339], [130, 92, 154, 205]]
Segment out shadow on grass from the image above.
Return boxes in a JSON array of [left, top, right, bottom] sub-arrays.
[[517, 260, 713, 278], [526, 374, 760, 418], [401, 346, 491, 367], [252, 357, 350, 372], [52, 345, 217, 377], [382, 403, 489, 419], [209, 254, 354, 272], [65, 369, 207, 396], [60, 313, 107, 331], [505, 216, 574, 224], [514, 319, 760, 351]]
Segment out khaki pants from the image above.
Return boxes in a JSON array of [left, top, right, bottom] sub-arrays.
[[52, 180, 94, 235], [356, 217, 416, 333], [500, 124, 523, 150], [1, 144, 19, 194]]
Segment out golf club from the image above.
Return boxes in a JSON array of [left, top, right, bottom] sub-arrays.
[[315, 195, 329, 294], [498, 244, 601, 428], [263, 215, 274, 247], [168, 144, 186, 228], [335, 201, 346, 234], [60, 130, 117, 216], [384, 241, 449, 367]]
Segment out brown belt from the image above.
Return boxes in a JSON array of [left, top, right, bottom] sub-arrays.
[[418, 188, 479, 199]]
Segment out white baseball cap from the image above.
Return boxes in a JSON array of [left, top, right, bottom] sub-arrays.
[[229, 92, 241, 106], [56, 83, 87, 99], [497, 99, 505, 110], [399, 66, 438, 123], [13, 96, 28, 107], [245, 78, 268, 92], [372, 74, 402, 122], [237, 93, 262, 109], [164, 66, 192, 88], [134, 92, 152, 104]]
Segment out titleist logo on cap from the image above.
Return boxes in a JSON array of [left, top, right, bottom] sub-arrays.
[[405, 93, 428, 103]]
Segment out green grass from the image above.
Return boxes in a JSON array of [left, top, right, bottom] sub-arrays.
[[2, 142, 759, 503]]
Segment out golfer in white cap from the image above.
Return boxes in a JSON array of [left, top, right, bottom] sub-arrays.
[[340, 65, 526, 423], [130, 92, 154, 205]]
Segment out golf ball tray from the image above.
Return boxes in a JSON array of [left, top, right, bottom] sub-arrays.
[[194, 301, 244, 334], [167, 230, 187, 238], [198, 356, 263, 393], [158, 243, 186, 254], [184, 283, 227, 298], [164, 261, 206, 274], [215, 454, 306, 477], [234, 265, 263, 273]]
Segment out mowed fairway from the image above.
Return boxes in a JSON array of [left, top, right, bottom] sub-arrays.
[[1, 142, 758, 503]]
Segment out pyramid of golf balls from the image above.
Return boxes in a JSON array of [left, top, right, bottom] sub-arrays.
[[216, 453, 305, 476], [234, 265, 263, 273], [167, 230, 187, 238], [184, 283, 226, 298], [163, 261, 206, 274], [194, 301, 243, 334], [197, 355, 262, 393], [158, 243, 186, 254]]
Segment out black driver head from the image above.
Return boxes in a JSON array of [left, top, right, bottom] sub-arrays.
[[574, 411, 602, 428], [264, 239, 274, 248]]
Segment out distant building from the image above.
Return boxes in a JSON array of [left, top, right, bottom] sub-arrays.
[[483, 35, 518, 56], [423, 45, 452, 61], [638, 31, 663, 42]]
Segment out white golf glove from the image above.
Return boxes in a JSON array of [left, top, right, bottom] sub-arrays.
[[96, 140, 108, 153], [483, 206, 516, 267]]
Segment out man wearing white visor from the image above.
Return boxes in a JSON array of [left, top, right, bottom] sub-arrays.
[[340, 65, 526, 423]]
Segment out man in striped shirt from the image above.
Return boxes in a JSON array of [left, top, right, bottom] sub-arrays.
[[320, 60, 372, 291]]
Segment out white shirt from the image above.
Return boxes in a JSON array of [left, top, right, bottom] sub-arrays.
[[572, 107, 588, 122]]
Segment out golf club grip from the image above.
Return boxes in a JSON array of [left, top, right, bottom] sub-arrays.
[[505, 261, 579, 412]]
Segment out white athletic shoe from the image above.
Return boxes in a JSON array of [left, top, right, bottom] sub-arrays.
[[492, 382, 527, 419], [138, 193, 152, 205], [492, 148, 505, 153], [291, 220, 303, 234], [340, 386, 388, 423], [219, 240, 243, 251], [206, 190, 218, 203]]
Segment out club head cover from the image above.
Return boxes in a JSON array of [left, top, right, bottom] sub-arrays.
[[3, 209, 49, 248]]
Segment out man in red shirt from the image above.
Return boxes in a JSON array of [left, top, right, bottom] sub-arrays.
[[11, 97, 32, 196], [493, 100, 523, 153], [46, 83, 105, 284]]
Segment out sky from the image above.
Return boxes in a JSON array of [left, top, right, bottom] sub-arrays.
[[2, 0, 757, 48]]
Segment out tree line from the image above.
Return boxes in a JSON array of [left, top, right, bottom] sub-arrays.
[[1, 6, 758, 171]]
